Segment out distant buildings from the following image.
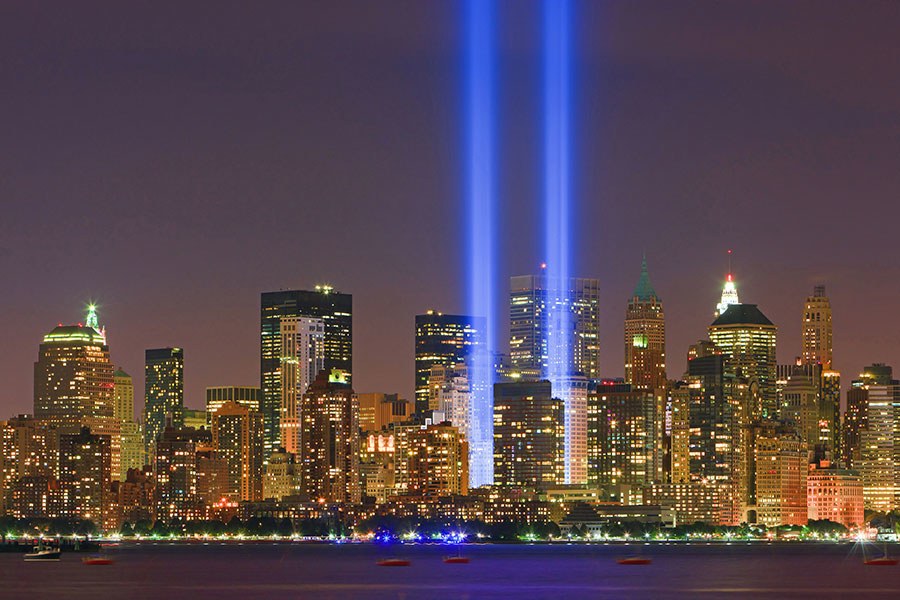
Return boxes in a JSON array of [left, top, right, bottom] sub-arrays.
[[859, 383, 900, 512], [143, 347, 185, 457], [394, 422, 468, 497], [261, 288, 352, 456], [357, 393, 410, 433], [153, 425, 210, 522], [802, 285, 833, 370], [751, 424, 808, 527]]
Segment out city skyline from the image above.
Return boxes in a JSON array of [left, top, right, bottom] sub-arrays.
[[3, 2, 900, 416]]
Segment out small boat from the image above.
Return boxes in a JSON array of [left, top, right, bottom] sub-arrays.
[[377, 558, 411, 567], [443, 555, 470, 564], [82, 555, 115, 565], [24, 544, 61, 562], [864, 542, 897, 566], [616, 556, 652, 565]]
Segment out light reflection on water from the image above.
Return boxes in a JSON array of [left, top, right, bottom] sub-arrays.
[[2, 542, 899, 599]]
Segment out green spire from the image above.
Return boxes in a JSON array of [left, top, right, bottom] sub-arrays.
[[632, 254, 659, 301], [85, 303, 99, 330]]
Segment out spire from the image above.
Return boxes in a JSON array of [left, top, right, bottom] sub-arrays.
[[85, 303, 99, 331], [632, 253, 659, 301], [715, 250, 739, 316]]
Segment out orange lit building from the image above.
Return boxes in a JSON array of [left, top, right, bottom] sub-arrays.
[[806, 463, 864, 529]]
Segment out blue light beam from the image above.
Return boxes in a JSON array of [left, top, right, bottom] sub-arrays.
[[464, 0, 496, 488], [543, 0, 575, 482]]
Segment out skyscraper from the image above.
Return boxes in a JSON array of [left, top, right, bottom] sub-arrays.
[[211, 401, 264, 502], [34, 308, 115, 428], [859, 383, 900, 512], [414, 311, 483, 414], [261, 287, 352, 456], [143, 348, 184, 456], [509, 274, 598, 485], [624, 256, 666, 390], [684, 342, 753, 525], [843, 364, 893, 468], [509, 274, 600, 379], [153, 425, 211, 522], [587, 383, 663, 494], [298, 369, 360, 504], [802, 285, 833, 369], [59, 427, 112, 528], [113, 368, 134, 422], [492, 380, 564, 489], [709, 304, 777, 419]]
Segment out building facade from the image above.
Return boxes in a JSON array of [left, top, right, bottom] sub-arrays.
[[298, 370, 360, 503], [624, 256, 666, 391], [493, 381, 564, 490], [261, 288, 352, 456], [143, 348, 185, 456], [211, 401, 265, 502], [414, 312, 483, 414]]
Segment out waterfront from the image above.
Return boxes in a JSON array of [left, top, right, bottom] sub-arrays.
[[2, 542, 899, 599]]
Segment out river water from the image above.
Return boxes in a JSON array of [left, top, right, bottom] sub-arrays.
[[2, 541, 898, 598]]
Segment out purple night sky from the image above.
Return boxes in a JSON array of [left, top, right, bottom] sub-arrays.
[[2, 1, 899, 415]]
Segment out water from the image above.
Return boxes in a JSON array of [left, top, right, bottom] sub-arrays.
[[2, 541, 899, 599]]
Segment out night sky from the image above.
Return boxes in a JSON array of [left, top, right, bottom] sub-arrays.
[[3, 1, 899, 415]]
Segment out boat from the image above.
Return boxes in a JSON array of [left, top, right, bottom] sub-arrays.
[[82, 554, 115, 565], [24, 543, 61, 562], [863, 542, 897, 566], [616, 556, 652, 565], [377, 558, 411, 567], [443, 555, 470, 564]]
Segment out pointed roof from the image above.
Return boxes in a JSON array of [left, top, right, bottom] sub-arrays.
[[632, 254, 659, 301]]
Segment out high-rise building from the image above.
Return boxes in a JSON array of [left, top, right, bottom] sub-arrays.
[[298, 369, 360, 504], [414, 311, 483, 414], [624, 256, 666, 391], [859, 383, 900, 512], [154, 425, 210, 522], [205, 386, 260, 422], [508, 274, 600, 379], [843, 364, 894, 468], [684, 348, 752, 525], [34, 309, 115, 428], [587, 383, 663, 493], [261, 287, 352, 456], [802, 285, 833, 370], [393, 422, 468, 497], [113, 368, 134, 422], [279, 316, 325, 454], [780, 365, 820, 450], [493, 380, 564, 489], [709, 304, 777, 419], [211, 401, 264, 503], [806, 463, 864, 529], [59, 427, 112, 528], [0, 416, 59, 515], [143, 348, 184, 456], [751, 424, 808, 527]]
